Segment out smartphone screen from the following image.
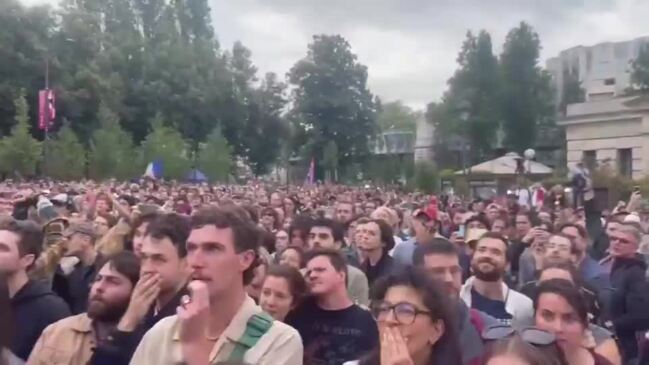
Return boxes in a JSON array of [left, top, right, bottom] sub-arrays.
[[457, 225, 465, 239]]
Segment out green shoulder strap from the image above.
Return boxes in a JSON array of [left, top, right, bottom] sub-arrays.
[[227, 312, 274, 362]]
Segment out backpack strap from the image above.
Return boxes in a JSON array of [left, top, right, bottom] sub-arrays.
[[227, 312, 274, 362]]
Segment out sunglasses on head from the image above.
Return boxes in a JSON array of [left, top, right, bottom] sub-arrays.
[[482, 325, 556, 346]]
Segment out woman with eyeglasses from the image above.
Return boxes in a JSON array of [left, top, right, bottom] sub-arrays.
[[533, 279, 620, 365], [344, 267, 462, 365]]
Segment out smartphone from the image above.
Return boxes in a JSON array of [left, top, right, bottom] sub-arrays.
[[456, 226, 465, 239]]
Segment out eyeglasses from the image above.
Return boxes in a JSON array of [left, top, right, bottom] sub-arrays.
[[370, 301, 431, 325], [610, 236, 634, 245], [482, 325, 556, 346]]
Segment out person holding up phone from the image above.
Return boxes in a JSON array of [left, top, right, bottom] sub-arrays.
[[130, 206, 303, 365]]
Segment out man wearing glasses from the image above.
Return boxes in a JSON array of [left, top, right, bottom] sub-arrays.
[[601, 222, 649, 363]]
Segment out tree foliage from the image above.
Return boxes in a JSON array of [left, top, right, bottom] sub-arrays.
[[43, 120, 86, 180], [0, 0, 291, 178], [0, 91, 42, 177], [197, 127, 233, 182], [376, 100, 418, 133], [630, 43, 649, 93], [435, 31, 501, 164], [139, 114, 191, 180], [88, 104, 137, 180], [500, 22, 555, 152], [288, 35, 378, 176]]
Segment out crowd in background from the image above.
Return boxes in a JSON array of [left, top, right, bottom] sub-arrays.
[[1, 178, 649, 365]]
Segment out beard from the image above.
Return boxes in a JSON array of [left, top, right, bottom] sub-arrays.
[[471, 258, 504, 282], [87, 297, 130, 322]]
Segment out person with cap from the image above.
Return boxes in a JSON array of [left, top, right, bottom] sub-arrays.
[[392, 199, 440, 266], [52, 222, 104, 314]]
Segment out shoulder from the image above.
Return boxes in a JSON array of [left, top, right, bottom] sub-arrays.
[[41, 313, 90, 336], [140, 315, 179, 345], [508, 288, 534, 310], [266, 319, 302, 343]]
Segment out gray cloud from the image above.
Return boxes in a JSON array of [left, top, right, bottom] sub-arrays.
[[18, 0, 649, 109], [210, 0, 649, 109]]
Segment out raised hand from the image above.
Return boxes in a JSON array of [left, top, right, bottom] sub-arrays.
[[117, 273, 161, 331], [380, 327, 414, 365], [177, 280, 213, 365]]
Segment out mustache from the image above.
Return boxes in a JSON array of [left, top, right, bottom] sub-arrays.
[[475, 258, 497, 266]]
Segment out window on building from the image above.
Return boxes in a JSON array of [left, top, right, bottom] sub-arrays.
[[604, 78, 616, 85], [583, 150, 597, 170], [618, 149, 633, 177]]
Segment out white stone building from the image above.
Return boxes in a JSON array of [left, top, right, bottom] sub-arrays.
[[558, 96, 649, 179], [546, 36, 649, 102]]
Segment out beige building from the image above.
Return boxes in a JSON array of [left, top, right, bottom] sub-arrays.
[[546, 37, 649, 103], [559, 96, 649, 179]]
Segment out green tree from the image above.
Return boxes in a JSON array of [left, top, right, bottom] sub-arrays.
[[288, 34, 378, 176], [500, 22, 555, 152], [322, 140, 338, 182], [630, 43, 649, 93], [376, 100, 418, 133], [435, 30, 501, 164], [0, 91, 42, 177], [411, 161, 439, 194], [139, 114, 191, 180], [43, 120, 86, 180], [88, 104, 137, 180], [197, 127, 233, 182]]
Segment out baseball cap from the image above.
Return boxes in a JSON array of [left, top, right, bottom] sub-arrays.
[[65, 222, 98, 240], [414, 198, 438, 221]]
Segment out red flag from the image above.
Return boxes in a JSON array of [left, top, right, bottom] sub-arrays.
[[38, 89, 56, 131]]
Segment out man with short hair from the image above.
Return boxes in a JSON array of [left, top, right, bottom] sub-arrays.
[[27, 252, 140, 365], [0, 219, 70, 360], [356, 219, 396, 287], [287, 249, 378, 365], [130, 206, 302, 365], [335, 201, 355, 225], [92, 213, 191, 365], [559, 223, 608, 290], [460, 232, 533, 325], [601, 222, 649, 362], [52, 222, 102, 314], [308, 218, 368, 305], [543, 233, 574, 265], [413, 238, 496, 365]]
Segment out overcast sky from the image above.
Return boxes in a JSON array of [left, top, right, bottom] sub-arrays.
[[18, 0, 649, 110]]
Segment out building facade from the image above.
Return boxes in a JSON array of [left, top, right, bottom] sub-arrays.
[[414, 113, 434, 162], [559, 96, 649, 179], [546, 36, 649, 103]]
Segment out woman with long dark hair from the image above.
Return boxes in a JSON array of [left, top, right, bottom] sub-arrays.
[[0, 275, 23, 365], [345, 267, 462, 365]]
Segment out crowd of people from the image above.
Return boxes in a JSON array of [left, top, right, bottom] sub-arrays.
[[1, 178, 649, 365]]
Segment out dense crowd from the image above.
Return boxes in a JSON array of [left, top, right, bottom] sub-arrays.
[[1, 178, 649, 365]]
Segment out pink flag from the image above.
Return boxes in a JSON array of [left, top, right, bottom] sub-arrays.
[[305, 158, 315, 185], [38, 89, 56, 131]]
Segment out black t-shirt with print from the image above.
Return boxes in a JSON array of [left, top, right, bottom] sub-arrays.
[[286, 297, 378, 365], [471, 288, 513, 325]]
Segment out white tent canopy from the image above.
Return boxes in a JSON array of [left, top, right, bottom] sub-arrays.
[[455, 152, 553, 175]]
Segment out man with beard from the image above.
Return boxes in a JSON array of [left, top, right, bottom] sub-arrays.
[[459, 232, 532, 325], [91, 213, 190, 365], [414, 238, 498, 365], [26, 252, 139, 365]]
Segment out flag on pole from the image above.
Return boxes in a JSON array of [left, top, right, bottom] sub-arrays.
[[305, 158, 315, 185], [38, 89, 56, 131], [144, 161, 163, 179]]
